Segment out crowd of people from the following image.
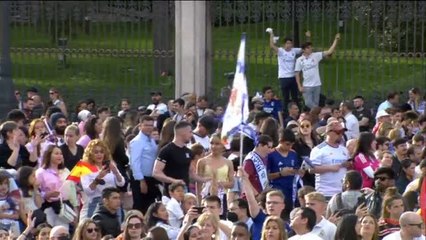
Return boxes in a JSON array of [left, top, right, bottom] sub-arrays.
[[0, 30, 425, 240]]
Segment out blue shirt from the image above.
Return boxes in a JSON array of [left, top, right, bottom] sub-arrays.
[[263, 99, 282, 120], [129, 131, 158, 180], [267, 150, 300, 191]]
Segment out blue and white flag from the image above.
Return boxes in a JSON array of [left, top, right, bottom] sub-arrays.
[[221, 33, 250, 144]]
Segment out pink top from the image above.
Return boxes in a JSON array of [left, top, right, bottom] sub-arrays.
[[76, 135, 91, 148], [35, 168, 70, 202], [353, 153, 380, 188]]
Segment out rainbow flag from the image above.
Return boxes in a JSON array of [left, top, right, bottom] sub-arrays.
[[66, 161, 98, 183]]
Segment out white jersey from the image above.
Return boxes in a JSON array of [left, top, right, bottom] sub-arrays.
[[295, 52, 324, 87], [278, 47, 302, 78], [310, 141, 349, 197]]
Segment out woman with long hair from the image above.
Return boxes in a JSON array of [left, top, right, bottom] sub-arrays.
[[259, 117, 279, 147], [17, 166, 43, 224], [122, 214, 146, 240], [196, 134, 234, 206], [35, 145, 77, 228], [292, 118, 319, 187], [378, 188, 404, 239], [79, 139, 125, 221], [26, 118, 51, 166], [260, 216, 287, 240], [359, 214, 379, 240], [396, 159, 416, 194], [48, 88, 68, 117], [353, 132, 380, 189], [335, 214, 361, 240], [196, 212, 221, 240], [72, 219, 101, 240], [61, 125, 84, 170], [145, 202, 180, 240], [77, 116, 102, 148], [408, 87, 426, 115], [158, 120, 176, 150]]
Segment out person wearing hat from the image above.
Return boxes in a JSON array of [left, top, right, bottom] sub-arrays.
[[147, 91, 168, 119], [247, 95, 264, 123], [364, 167, 396, 218], [372, 110, 392, 135], [310, 120, 350, 200], [50, 112, 68, 146]]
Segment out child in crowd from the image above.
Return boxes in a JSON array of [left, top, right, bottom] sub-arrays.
[[0, 172, 20, 236], [166, 182, 186, 228]]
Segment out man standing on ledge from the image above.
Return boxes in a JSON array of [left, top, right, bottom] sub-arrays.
[[295, 33, 340, 110]]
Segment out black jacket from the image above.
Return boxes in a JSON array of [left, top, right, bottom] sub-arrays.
[[92, 205, 121, 237]]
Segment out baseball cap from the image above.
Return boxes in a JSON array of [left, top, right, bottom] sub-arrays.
[[325, 120, 347, 134], [375, 110, 390, 120], [251, 95, 264, 104]]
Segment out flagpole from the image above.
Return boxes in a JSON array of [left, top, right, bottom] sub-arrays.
[[239, 32, 246, 168]]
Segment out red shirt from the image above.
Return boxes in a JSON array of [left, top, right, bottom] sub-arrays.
[[243, 155, 268, 195], [353, 153, 380, 188]]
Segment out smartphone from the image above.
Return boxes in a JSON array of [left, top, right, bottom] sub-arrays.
[[40, 132, 48, 138], [194, 206, 205, 214], [103, 160, 111, 169]]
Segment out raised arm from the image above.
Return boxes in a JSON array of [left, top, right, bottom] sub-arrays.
[[323, 33, 341, 57], [268, 29, 279, 53], [238, 167, 261, 218]]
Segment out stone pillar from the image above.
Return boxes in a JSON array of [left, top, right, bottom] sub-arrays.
[[175, 1, 207, 98], [0, 1, 16, 119]]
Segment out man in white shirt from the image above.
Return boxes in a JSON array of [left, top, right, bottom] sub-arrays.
[[189, 116, 217, 150], [340, 100, 360, 140], [383, 211, 425, 240], [289, 207, 323, 240], [268, 28, 311, 113], [378, 91, 400, 112], [310, 120, 350, 199], [147, 91, 168, 118], [305, 192, 337, 240], [295, 33, 340, 109]]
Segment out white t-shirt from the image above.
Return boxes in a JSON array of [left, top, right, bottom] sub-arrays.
[[344, 113, 360, 140], [147, 103, 168, 115], [383, 231, 425, 240], [289, 232, 324, 240], [295, 52, 324, 87], [166, 198, 184, 228], [310, 142, 349, 197], [310, 217, 337, 240], [191, 133, 210, 150], [278, 47, 302, 78]]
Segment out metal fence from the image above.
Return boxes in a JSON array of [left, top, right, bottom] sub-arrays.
[[8, 0, 175, 112], [209, 0, 426, 109], [5, 1, 426, 112]]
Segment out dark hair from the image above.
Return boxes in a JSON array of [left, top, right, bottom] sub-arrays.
[[147, 226, 169, 240], [17, 166, 35, 198], [393, 138, 407, 148], [102, 116, 123, 153], [340, 100, 354, 111], [400, 159, 415, 176], [335, 214, 360, 240], [6, 109, 26, 123], [376, 136, 391, 146], [101, 187, 120, 199], [97, 106, 110, 115], [260, 117, 279, 146], [413, 134, 424, 143], [287, 102, 298, 110], [145, 202, 167, 228], [345, 170, 363, 190], [301, 42, 312, 50], [45, 106, 62, 118], [374, 167, 396, 180], [387, 91, 400, 100], [232, 199, 250, 217], [0, 171, 9, 185], [284, 37, 293, 43], [262, 86, 273, 94], [256, 135, 273, 147], [279, 128, 296, 143], [353, 132, 376, 158], [0, 121, 18, 139], [299, 207, 317, 231], [183, 225, 201, 240], [41, 145, 65, 169], [85, 116, 100, 140], [233, 222, 250, 237], [121, 98, 131, 104], [173, 98, 185, 107], [139, 115, 154, 123], [353, 96, 364, 100], [204, 195, 221, 208], [229, 137, 240, 152], [254, 111, 270, 125], [174, 121, 192, 131], [168, 182, 185, 193]]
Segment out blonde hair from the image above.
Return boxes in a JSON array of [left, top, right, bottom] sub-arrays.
[[196, 212, 220, 240], [82, 139, 112, 165], [261, 216, 287, 240], [28, 118, 45, 137], [305, 192, 326, 203], [65, 124, 80, 137]]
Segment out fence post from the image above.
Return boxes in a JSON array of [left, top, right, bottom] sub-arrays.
[[0, 1, 16, 119]]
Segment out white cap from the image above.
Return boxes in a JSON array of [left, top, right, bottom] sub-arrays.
[[376, 110, 390, 119], [77, 110, 92, 122]]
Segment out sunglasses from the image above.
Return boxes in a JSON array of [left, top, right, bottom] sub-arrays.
[[300, 124, 311, 129], [375, 176, 390, 181], [86, 228, 99, 234], [127, 223, 142, 229]]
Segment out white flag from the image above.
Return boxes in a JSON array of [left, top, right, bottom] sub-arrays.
[[221, 33, 249, 144]]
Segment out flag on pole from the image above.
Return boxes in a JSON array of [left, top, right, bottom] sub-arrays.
[[66, 160, 98, 183], [221, 33, 250, 145]]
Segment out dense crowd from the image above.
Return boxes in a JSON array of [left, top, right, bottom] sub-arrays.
[[0, 31, 426, 240]]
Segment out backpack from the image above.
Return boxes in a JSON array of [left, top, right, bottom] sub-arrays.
[[334, 193, 356, 217]]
